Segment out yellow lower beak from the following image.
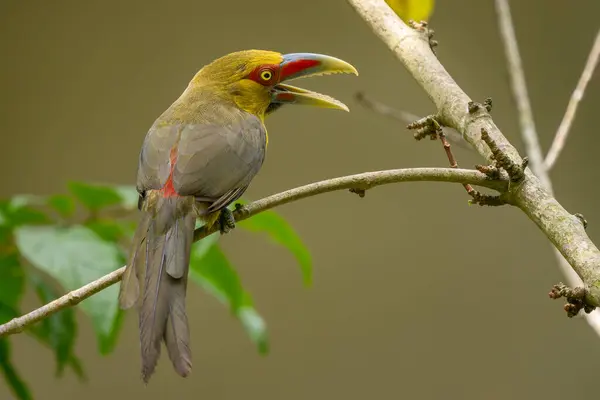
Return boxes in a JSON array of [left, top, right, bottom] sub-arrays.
[[270, 83, 350, 112], [269, 53, 358, 113]]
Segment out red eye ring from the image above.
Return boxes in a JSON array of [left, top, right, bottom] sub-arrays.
[[249, 65, 279, 86]]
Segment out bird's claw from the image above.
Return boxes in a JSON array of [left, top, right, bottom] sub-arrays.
[[219, 208, 236, 234]]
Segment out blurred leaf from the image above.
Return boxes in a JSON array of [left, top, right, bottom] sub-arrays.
[[237, 294, 269, 355], [1, 200, 49, 227], [0, 253, 25, 309], [14, 225, 124, 354], [118, 220, 138, 240], [237, 206, 312, 286], [68, 182, 123, 212], [0, 203, 7, 226], [47, 194, 75, 219], [8, 207, 49, 226], [113, 185, 140, 210], [386, 0, 435, 22], [29, 274, 84, 378], [0, 304, 17, 325], [0, 339, 32, 400], [86, 220, 126, 243], [97, 308, 124, 355], [190, 240, 241, 311], [0, 246, 25, 400], [85, 219, 138, 245], [189, 242, 268, 354], [9, 195, 46, 209], [0, 268, 19, 328], [0, 227, 10, 245]]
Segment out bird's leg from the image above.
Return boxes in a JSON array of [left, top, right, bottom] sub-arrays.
[[219, 208, 236, 234]]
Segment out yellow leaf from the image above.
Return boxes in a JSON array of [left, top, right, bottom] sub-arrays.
[[385, 0, 435, 23]]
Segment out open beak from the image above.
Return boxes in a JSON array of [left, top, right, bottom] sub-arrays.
[[270, 53, 358, 112]]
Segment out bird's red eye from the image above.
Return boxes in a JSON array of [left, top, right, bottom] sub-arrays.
[[249, 65, 278, 85]]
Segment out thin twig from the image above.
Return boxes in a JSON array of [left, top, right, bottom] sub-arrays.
[[0, 167, 506, 338], [494, 0, 552, 191], [494, 1, 600, 329], [429, 122, 506, 206], [407, 116, 476, 194], [355, 92, 471, 150], [355, 91, 420, 123], [544, 29, 600, 171], [438, 129, 476, 194]]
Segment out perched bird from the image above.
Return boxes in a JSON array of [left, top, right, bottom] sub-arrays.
[[118, 49, 357, 383]]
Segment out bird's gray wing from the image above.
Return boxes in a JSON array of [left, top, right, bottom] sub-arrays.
[[135, 111, 266, 212], [172, 112, 266, 212]]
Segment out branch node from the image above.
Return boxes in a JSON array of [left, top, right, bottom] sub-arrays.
[[521, 156, 529, 171], [67, 292, 80, 305], [574, 213, 588, 230], [467, 101, 478, 114], [407, 115, 501, 202], [349, 188, 366, 198], [467, 190, 508, 207], [407, 20, 438, 54], [481, 128, 525, 182], [407, 115, 504, 206], [484, 97, 493, 112], [549, 282, 596, 318], [407, 115, 441, 141], [467, 98, 493, 114], [234, 203, 250, 218], [475, 163, 501, 180]]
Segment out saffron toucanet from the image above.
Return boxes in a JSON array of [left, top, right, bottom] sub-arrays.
[[118, 49, 358, 382]]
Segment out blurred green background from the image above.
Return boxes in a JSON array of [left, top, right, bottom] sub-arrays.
[[1, 0, 600, 399]]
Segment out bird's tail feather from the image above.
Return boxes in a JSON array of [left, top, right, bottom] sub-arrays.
[[118, 195, 195, 383]]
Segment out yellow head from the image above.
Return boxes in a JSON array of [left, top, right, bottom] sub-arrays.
[[192, 50, 358, 117]]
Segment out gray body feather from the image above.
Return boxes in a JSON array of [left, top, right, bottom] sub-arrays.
[[118, 97, 267, 382]]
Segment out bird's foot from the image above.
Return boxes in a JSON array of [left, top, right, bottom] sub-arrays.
[[219, 208, 236, 235]]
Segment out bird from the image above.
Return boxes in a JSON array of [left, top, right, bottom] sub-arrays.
[[117, 49, 358, 383]]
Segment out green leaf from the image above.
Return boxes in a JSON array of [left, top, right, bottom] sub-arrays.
[[238, 294, 269, 355], [68, 182, 123, 212], [29, 274, 84, 378], [0, 304, 17, 325], [0, 228, 10, 245], [0, 205, 7, 226], [47, 194, 75, 218], [190, 241, 242, 311], [9, 195, 46, 209], [237, 206, 312, 286], [0, 253, 25, 309], [0, 255, 25, 400], [97, 308, 124, 355], [0, 339, 33, 400], [86, 220, 127, 243], [2, 201, 49, 227], [113, 185, 140, 210], [14, 225, 124, 354], [189, 243, 268, 354]]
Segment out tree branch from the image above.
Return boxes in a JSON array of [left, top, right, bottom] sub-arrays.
[[345, 0, 600, 307], [493, 1, 600, 331], [494, 0, 552, 191], [0, 168, 505, 338], [544, 28, 600, 171]]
